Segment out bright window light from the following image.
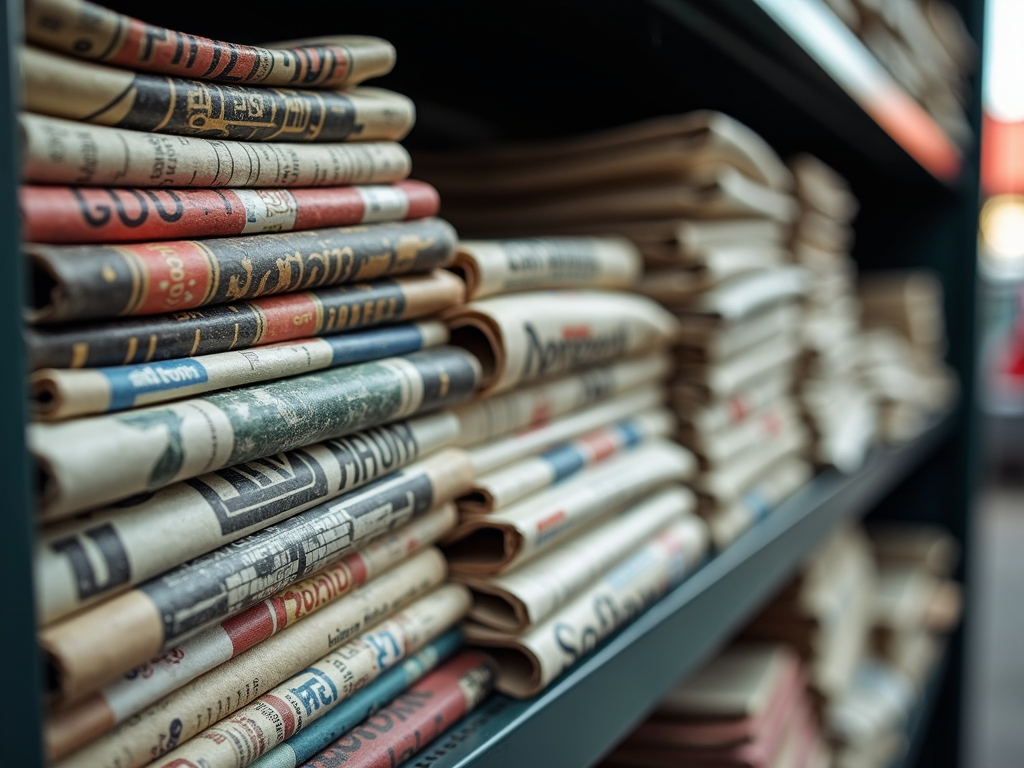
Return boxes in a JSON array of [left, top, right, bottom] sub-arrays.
[[984, 0, 1024, 121]]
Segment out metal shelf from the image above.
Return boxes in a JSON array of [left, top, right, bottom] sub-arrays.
[[409, 413, 955, 768], [888, 642, 952, 768]]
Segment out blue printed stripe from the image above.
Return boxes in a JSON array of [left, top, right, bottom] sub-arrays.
[[251, 629, 463, 768], [743, 489, 771, 522], [539, 419, 645, 484], [325, 324, 426, 366], [104, 359, 209, 410]]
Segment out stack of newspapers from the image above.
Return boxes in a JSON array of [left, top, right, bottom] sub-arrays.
[[22, 2, 497, 767], [416, 112, 813, 551], [434, 238, 709, 698], [788, 155, 877, 473], [601, 643, 829, 767], [857, 270, 959, 442]]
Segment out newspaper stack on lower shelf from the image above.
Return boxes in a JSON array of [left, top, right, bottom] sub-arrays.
[[857, 270, 959, 442], [788, 155, 877, 473], [826, 523, 963, 768], [600, 643, 830, 767]]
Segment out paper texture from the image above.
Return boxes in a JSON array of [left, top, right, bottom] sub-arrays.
[[27, 269, 465, 370], [20, 181, 438, 244], [31, 347, 480, 519], [669, 267, 806, 320], [267, 650, 494, 768], [465, 386, 666, 475], [675, 304, 799, 364], [672, 336, 799, 406], [23, 46, 415, 142], [248, 629, 463, 768], [32, 322, 448, 421], [464, 517, 708, 697], [30, 217, 457, 322], [451, 352, 670, 447], [457, 486, 696, 632], [638, 243, 787, 297], [444, 290, 678, 395], [35, 413, 458, 623], [41, 451, 473, 702], [21, 114, 412, 188], [462, 408, 675, 513], [25, 0, 395, 87], [152, 587, 472, 768], [680, 399, 799, 466], [444, 440, 696, 575], [54, 582, 466, 768], [454, 236, 640, 300], [672, 363, 793, 433], [45, 522, 453, 760]]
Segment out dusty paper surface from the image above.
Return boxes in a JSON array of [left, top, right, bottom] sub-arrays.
[[445, 290, 678, 395], [21, 114, 412, 188], [32, 322, 448, 421], [462, 408, 675, 513], [29, 218, 457, 322], [41, 451, 473, 702], [451, 352, 670, 447], [54, 576, 461, 768], [27, 270, 466, 371], [455, 236, 640, 300], [444, 440, 696, 575], [23, 47, 415, 143], [152, 585, 471, 768], [44, 510, 456, 761], [35, 412, 457, 623], [464, 516, 708, 697], [457, 486, 696, 632], [31, 347, 480, 519], [25, 0, 395, 87]]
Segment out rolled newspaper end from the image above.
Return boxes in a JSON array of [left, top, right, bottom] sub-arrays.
[[152, 586, 472, 768], [465, 386, 665, 476], [21, 114, 412, 189], [452, 351, 670, 447], [281, 650, 495, 768], [23, 47, 416, 143], [40, 451, 474, 702], [35, 413, 458, 623], [20, 182, 440, 244], [30, 346, 480, 519], [26, 269, 466, 371], [444, 290, 679, 395], [32, 322, 449, 421], [463, 516, 709, 698], [453, 237, 641, 300], [25, 0, 395, 87], [29, 217, 458, 323], [51, 581, 467, 768], [45, 517, 455, 761], [248, 629, 465, 768], [443, 440, 696, 576], [456, 486, 696, 633]]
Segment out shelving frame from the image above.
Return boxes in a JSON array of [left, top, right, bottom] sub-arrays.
[[0, 1, 984, 766]]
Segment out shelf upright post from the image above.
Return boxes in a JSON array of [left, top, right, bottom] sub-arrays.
[[0, 1, 46, 765]]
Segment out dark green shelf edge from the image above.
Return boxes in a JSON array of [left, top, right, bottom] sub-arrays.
[[887, 639, 951, 768], [411, 412, 954, 768]]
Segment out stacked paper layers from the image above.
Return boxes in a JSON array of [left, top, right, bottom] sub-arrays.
[[788, 155, 877, 474], [24, 2, 498, 768], [857, 270, 959, 442], [601, 643, 830, 768], [414, 112, 812, 551]]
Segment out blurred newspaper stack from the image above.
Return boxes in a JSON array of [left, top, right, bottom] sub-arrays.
[[826, 523, 963, 768], [430, 241, 709, 698], [823, 0, 976, 147], [22, 3, 486, 768], [415, 112, 813, 552], [600, 643, 830, 767], [788, 155, 877, 473], [857, 270, 958, 442]]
